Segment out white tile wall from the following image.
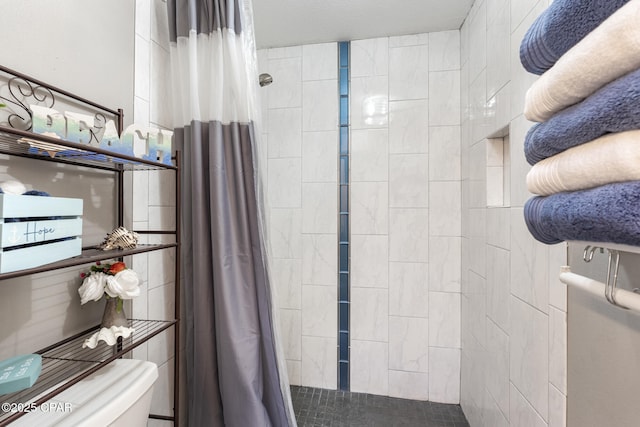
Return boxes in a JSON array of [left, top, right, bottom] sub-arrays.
[[132, 0, 179, 421], [260, 43, 339, 389], [351, 340, 389, 395], [348, 31, 462, 401], [389, 44, 429, 101], [460, 1, 568, 426]]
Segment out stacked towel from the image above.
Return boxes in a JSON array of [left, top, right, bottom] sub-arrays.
[[520, 0, 630, 75], [524, 0, 640, 122], [524, 67, 640, 165], [527, 130, 640, 196], [524, 181, 640, 246]]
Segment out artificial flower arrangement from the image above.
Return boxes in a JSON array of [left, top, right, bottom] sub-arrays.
[[78, 260, 140, 308], [78, 261, 140, 349]]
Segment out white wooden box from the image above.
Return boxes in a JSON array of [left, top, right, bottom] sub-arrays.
[[0, 194, 83, 273]]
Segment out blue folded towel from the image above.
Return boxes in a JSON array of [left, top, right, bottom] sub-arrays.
[[520, 0, 630, 75], [524, 181, 640, 245], [524, 67, 640, 165]]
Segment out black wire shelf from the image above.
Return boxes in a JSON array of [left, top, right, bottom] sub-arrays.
[[0, 319, 176, 426]]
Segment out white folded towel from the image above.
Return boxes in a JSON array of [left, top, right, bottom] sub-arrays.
[[527, 130, 640, 196], [524, 0, 640, 122]]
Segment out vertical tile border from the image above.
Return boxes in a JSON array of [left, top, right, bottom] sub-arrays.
[[338, 41, 350, 391]]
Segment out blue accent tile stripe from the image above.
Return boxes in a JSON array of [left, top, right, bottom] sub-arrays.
[[338, 41, 350, 391]]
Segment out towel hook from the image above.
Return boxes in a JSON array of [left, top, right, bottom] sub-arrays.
[[604, 249, 628, 309], [583, 245, 603, 263]]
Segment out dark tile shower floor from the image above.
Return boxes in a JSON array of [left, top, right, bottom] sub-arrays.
[[290, 386, 470, 427]]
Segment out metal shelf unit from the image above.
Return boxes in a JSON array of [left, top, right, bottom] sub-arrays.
[[0, 65, 181, 426]]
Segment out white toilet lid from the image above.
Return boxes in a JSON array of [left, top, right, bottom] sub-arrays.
[[10, 359, 158, 426]]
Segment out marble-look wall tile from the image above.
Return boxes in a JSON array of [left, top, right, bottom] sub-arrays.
[[279, 308, 302, 360], [509, 114, 534, 207], [389, 154, 429, 208], [302, 131, 338, 183], [429, 236, 461, 293], [429, 30, 460, 71], [151, 0, 170, 46], [487, 84, 512, 136], [133, 171, 149, 222], [271, 258, 302, 310], [268, 108, 302, 158], [351, 129, 389, 181], [511, 0, 545, 33], [510, 383, 547, 427], [511, 208, 549, 313], [148, 248, 176, 289], [429, 71, 461, 126], [351, 235, 389, 288], [301, 336, 337, 389], [548, 383, 566, 427], [510, 296, 549, 421], [548, 306, 566, 394], [486, 207, 511, 250], [429, 291, 461, 348], [548, 243, 568, 312], [429, 181, 461, 236], [429, 126, 461, 181], [486, 0, 510, 99], [389, 316, 429, 372], [389, 370, 429, 401], [269, 208, 302, 259], [302, 80, 338, 131], [429, 347, 461, 403], [148, 170, 175, 207], [302, 183, 337, 234], [389, 209, 429, 263], [509, 1, 548, 121], [350, 76, 389, 129], [268, 46, 302, 59], [135, 0, 151, 39], [486, 318, 509, 419], [267, 158, 302, 208], [468, 0, 487, 82], [389, 100, 429, 154], [389, 33, 429, 48], [302, 234, 337, 286], [466, 271, 487, 347], [302, 43, 338, 81], [468, 140, 486, 181], [351, 38, 389, 78], [351, 340, 389, 395], [470, 71, 493, 144], [301, 285, 337, 338], [267, 57, 302, 109], [134, 34, 150, 100], [287, 360, 302, 386], [149, 42, 172, 128], [389, 44, 429, 101], [350, 182, 389, 235], [150, 361, 174, 417], [351, 288, 389, 342], [483, 390, 510, 427], [389, 262, 429, 318], [486, 245, 510, 331], [148, 206, 176, 230], [148, 284, 175, 364]]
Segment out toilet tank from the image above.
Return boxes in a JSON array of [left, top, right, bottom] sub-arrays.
[[11, 359, 158, 427]]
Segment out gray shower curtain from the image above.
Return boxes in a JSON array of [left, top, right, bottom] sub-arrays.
[[167, 1, 295, 425]]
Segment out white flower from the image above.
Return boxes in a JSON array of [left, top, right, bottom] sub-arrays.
[[105, 269, 140, 299], [78, 272, 107, 304]]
